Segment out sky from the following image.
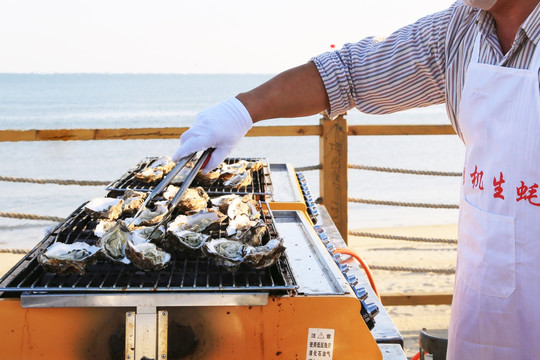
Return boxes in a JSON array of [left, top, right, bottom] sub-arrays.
[[0, 0, 455, 74]]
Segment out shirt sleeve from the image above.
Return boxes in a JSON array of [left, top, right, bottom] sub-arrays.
[[312, 4, 458, 119]]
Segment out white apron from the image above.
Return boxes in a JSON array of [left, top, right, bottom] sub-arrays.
[[447, 34, 540, 359]]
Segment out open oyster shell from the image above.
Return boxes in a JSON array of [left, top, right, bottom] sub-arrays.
[[176, 187, 210, 213], [219, 161, 248, 182], [223, 171, 252, 189], [121, 190, 147, 214], [229, 218, 267, 246], [131, 225, 166, 246], [94, 219, 116, 238], [203, 238, 246, 272], [210, 194, 240, 214], [167, 230, 210, 252], [97, 221, 131, 264], [84, 197, 124, 221], [135, 156, 176, 183], [125, 201, 168, 227], [244, 238, 285, 269], [126, 241, 171, 271], [38, 242, 101, 275], [135, 168, 164, 183], [168, 209, 226, 233]]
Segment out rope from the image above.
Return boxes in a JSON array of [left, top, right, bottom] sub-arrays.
[[0, 176, 109, 186], [295, 164, 322, 172], [349, 230, 457, 245], [349, 197, 459, 209], [370, 264, 455, 275], [0, 212, 64, 222], [348, 164, 462, 177], [0, 248, 30, 254]]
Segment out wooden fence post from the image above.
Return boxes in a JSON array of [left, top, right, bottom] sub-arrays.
[[319, 113, 348, 243]]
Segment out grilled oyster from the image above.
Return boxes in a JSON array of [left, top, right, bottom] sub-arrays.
[[126, 241, 171, 271], [203, 238, 246, 272], [121, 190, 147, 214], [229, 218, 267, 246], [246, 160, 263, 172], [195, 168, 221, 186], [210, 194, 240, 214], [163, 185, 179, 201], [94, 219, 116, 237], [176, 187, 210, 213], [223, 171, 252, 189], [97, 221, 131, 264], [125, 201, 168, 227], [39, 242, 101, 275], [131, 225, 166, 245], [219, 161, 248, 182], [243, 238, 286, 269], [168, 209, 226, 233], [84, 197, 124, 220], [226, 195, 261, 237], [167, 230, 210, 252], [135, 156, 176, 182]]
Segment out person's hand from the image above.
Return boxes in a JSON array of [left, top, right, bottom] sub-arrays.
[[172, 97, 253, 173]]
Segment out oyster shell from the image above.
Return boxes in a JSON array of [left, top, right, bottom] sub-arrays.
[[222, 171, 252, 189], [219, 161, 248, 182], [125, 201, 168, 226], [226, 195, 261, 237], [176, 187, 210, 213], [135, 156, 176, 183], [203, 238, 246, 272], [121, 190, 147, 214], [131, 225, 166, 245], [94, 219, 116, 237], [246, 160, 263, 172], [97, 221, 131, 264], [126, 241, 171, 271], [170, 160, 195, 185], [163, 185, 179, 201], [84, 197, 124, 220], [168, 209, 226, 233], [243, 238, 286, 269], [39, 242, 101, 275], [195, 168, 221, 186], [167, 230, 210, 252], [229, 218, 267, 246], [210, 194, 240, 214]]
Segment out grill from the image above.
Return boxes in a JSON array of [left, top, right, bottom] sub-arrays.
[[106, 156, 273, 196], [0, 202, 296, 294]]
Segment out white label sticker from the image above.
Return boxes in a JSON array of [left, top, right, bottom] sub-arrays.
[[306, 328, 335, 360]]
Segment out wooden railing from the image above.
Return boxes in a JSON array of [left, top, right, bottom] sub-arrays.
[[0, 114, 456, 243]]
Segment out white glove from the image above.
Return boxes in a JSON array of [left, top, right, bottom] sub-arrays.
[[172, 97, 253, 173]]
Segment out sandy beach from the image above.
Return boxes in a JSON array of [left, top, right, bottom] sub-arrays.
[[0, 223, 456, 359]]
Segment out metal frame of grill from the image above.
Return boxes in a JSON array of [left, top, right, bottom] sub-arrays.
[[106, 157, 274, 196], [0, 201, 297, 294]]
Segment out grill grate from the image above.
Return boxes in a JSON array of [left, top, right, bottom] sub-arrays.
[[106, 157, 274, 197], [0, 203, 296, 294]]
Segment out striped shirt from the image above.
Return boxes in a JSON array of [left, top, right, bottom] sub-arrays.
[[312, 1, 540, 138]]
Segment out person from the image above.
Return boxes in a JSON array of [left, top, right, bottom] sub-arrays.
[[172, 0, 540, 358]]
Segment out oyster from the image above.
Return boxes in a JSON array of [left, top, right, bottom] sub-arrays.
[[126, 241, 171, 271], [168, 209, 226, 233], [243, 238, 286, 269], [163, 185, 179, 201], [203, 238, 246, 272], [223, 171, 252, 189], [176, 187, 210, 213], [246, 160, 263, 172], [125, 201, 168, 226], [84, 197, 124, 220], [210, 194, 240, 214], [195, 168, 220, 186], [121, 190, 147, 214], [166, 230, 210, 252], [131, 225, 166, 245], [94, 219, 116, 238], [135, 156, 176, 183], [219, 161, 248, 182], [226, 195, 261, 237], [38, 242, 101, 275], [229, 218, 267, 246], [97, 221, 131, 264], [135, 167, 164, 183], [170, 160, 195, 185]]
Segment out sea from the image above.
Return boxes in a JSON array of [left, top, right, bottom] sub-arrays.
[[0, 74, 465, 250]]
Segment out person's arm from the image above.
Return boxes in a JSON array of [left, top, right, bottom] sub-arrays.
[[236, 61, 330, 123]]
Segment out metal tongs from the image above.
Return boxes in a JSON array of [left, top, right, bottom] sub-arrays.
[[128, 148, 213, 231]]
